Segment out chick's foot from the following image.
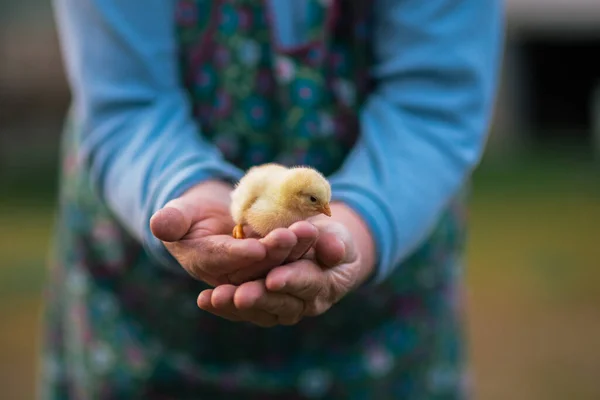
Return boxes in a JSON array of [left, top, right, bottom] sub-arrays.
[[232, 224, 246, 239]]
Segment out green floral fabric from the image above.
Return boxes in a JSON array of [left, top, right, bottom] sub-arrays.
[[40, 1, 469, 398]]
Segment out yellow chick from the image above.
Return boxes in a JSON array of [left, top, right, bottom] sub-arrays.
[[230, 163, 332, 239]]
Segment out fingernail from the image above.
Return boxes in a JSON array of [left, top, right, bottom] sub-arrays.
[[269, 279, 286, 291]]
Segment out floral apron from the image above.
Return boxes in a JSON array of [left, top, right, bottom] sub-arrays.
[[41, 1, 470, 399]]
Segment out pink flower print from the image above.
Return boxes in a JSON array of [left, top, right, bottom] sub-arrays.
[[333, 79, 356, 107], [70, 303, 91, 341], [214, 91, 232, 117], [292, 78, 321, 107], [214, 46, 231, 67], [330, 51, 344, 71], [244, 96, 270, 128], [92, 220, 120, 242], [365, 346, 394, 378], [275, 56, 295, 82], [298, 112, 320, 138], [63, 154, 78, 175], [126, 346, 146, 370], [175, 1, 197, 26], [257, 69, 273, 93], [237, 7, 253, 30], [300, 87, 312, 100], [393, 294, 421, 318], [251, 105, 264, 119]]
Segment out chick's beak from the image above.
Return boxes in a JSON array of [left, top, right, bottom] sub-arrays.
[[320, 203, 332, 217]]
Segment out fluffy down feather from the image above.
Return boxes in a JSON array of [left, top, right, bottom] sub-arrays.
[[230, 163, 332, 238]]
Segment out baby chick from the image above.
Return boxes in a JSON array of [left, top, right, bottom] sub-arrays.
[[230, 163, 332, 239]]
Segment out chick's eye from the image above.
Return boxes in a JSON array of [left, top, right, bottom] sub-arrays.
[[309, 196, 317, 203]]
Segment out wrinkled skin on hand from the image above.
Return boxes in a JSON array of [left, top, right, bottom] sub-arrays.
[[196, 204, 376, 327], [150, 180, 322, 287], [151, 181, 376, 326]]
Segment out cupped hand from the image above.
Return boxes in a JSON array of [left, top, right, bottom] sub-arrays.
[[149, 180, 319, 286], [196, 203, 376, 326]]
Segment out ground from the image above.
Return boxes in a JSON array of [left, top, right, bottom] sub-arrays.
[[0, 154, 599, 400]]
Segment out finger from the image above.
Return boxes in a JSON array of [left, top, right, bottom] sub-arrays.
[[265, 260, 325, 300], [211, 284, 241, 317], [227, 228, 297, 284], [233, 282, 281, 327], [150, 205, 193, 242], [257, 293, 305, 326], [314, 231, 346, 268], [233, 280, 305, 325], [151, 181, 234, 242], [197, 289, 242, 322], [310, 219, 355, 266], [200, 287, 277, 327], [286, 221, 319, 262], [197, 289, 213, 309], [260, 228, 297, 264]]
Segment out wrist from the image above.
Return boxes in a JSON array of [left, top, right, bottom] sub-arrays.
[[329, 202, 377, 284]]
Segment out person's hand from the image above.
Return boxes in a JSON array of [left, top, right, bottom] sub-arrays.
[[196, 203, 376, 326], [150, 180, 320, 286]]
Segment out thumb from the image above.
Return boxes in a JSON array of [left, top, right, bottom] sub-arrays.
[[150, 198, 194, 242], [150, 180, 234, 242]]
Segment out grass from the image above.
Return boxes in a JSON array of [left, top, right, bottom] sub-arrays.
[[0, 153, 599, 399], [465, 156, 600, 400]]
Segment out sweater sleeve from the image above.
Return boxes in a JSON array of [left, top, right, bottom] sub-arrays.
[[329, 0, 504, 283], [52, 0, 243, 270]]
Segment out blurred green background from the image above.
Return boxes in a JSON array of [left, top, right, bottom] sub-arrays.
[[1, 1, 600, 399]]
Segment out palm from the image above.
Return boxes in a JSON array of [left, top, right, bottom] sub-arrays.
[[183, 201, 235, 240], [150, 181, 321, 287]]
